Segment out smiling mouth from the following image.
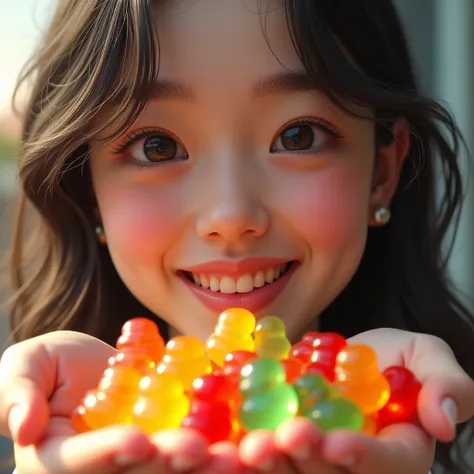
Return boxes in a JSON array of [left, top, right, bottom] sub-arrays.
[[180, 261, 296, 294]]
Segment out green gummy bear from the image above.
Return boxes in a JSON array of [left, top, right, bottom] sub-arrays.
[[239, 384, 299, 431], [303, 397, 364, 432], [293, 374, 339, 408], [240, 358, 286, 392]]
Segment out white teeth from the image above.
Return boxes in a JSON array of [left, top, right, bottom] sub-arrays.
[[200, 275, 210, 289], [220, 276, 236, 294], [265, 268, 275, 283], [236, 274, 254, 293], [210, 276, 220, 291], [254, 271, 265, 288], [190, 263, 291, 294]]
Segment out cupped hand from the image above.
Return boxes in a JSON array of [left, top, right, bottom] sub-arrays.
[[238, 417, 433, 474], [349, 329, 474, 442], [0, 331, 214, 474]]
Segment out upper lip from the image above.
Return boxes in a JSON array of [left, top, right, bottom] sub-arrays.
[[180, 257, 294, 277]]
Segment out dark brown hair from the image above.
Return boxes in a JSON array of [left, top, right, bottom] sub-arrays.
[[6, 1, 473, 472]]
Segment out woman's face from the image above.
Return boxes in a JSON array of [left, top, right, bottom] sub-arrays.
[[89, 0, 406, 341]]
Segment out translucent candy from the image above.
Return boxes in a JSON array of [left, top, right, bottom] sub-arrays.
[[206, 308, 256, 367]]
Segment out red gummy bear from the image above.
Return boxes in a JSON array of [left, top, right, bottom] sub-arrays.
[[304, 333, 347, 382], [181, 373, 235, 444], [377, 366, 421, 429]]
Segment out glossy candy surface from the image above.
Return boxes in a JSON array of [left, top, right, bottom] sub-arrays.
[[72, 312, 421, 440], [133, 372, 189, 433], [158, 336, 212, 391], [293, 374, 338, 409], [304, 333, 347, 382], [254, 315, 291, 360], [181, 373, 235, 444], [335, 345, 391, 414], [377, 366, 421, 428], [304, 397, 364, 432], [239, 358, 299, 430], [75, 366, 141, 430], [206, 308, 256, 367]]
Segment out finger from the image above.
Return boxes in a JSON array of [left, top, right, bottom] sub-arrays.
[[0, 332, 116, 445], [0, 344, 51, 444], [239, 430, 289, 473], [274, 417, 329, 472], [150, 428, 209, 472], [408, 336, 474, 441], [321, 424, 434, 474], [14, 425, 156, 474], [197, 441, 242, 474]]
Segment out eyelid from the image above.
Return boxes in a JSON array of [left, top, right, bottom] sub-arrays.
[[110, 127, 180, 155], [273, 116, 343, 140]]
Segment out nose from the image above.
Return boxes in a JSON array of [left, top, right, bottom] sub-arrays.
[[196, 170, 270, 243]]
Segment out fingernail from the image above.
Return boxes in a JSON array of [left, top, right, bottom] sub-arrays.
[[171, 455, 201, 472], [8, 405, 25, 440], [290, 443, 312, 461], [442, 397, 458, 429]]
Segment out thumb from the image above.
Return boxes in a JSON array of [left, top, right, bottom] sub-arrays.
[[0, 343, 53, 446], [5, 378, 50, 446], [408, 336, 474, 442]]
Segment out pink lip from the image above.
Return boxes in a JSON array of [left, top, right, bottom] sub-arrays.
[[178, 261, 297, 314], [181, 257, 290, 278]]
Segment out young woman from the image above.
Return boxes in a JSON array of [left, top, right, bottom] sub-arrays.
[[1, 0, 473, 473]]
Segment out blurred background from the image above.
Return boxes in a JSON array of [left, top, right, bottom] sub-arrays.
[[0, 0, 473, 471]]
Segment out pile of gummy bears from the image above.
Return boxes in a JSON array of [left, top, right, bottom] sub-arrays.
[[72, 308, 421, 444]]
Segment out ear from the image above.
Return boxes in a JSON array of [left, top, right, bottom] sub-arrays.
[[369, 118, 410, 226]]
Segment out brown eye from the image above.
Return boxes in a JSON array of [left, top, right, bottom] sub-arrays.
[[143, 135, 178, 162], [270, 120, 340, 155], [125, 132, 188, 164], [280, 125, 314, 151]]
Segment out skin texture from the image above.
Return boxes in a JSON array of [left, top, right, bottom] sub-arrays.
[[89, 0, 407, 342], [2, 329, 474, 474], [3, 2, 474, 474]]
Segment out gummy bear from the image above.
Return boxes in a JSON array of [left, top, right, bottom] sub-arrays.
[[111, 318, 165, 373], [280, 358, 304, 384], [71, 390, 95, 433], [206, 308, 256, 367], [158, 336, 212, 391], [376, 366, 421, 429], [239, 358, 299, 431], [289, 332, 321, 364], [293, 374, 339, 412], [304, 333, 347, 382], [72, 366, 141, 430], [254, 316, 291, 360], [133, 371, 189, 434], [181, 373, 235, 444], [334, 345, 390, 414], [304, 397, 364, 432]]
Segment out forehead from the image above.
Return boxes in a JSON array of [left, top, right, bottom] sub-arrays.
[[154, 0, 303, 84]]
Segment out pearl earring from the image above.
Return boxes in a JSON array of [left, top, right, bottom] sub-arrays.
[[374, 207, 391, 225], [95, 225, 107, 244]]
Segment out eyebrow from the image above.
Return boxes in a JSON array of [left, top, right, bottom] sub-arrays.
[[121, 72, 318, 103]]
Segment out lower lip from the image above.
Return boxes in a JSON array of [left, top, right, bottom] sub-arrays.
[[178, 263, 297, 314]]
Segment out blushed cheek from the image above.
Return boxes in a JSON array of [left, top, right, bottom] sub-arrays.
[[280, 169, 370, 250], [100, 188, 184, 262]]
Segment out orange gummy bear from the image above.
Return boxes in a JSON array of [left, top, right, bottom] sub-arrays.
[[334, 345, 390, 415]]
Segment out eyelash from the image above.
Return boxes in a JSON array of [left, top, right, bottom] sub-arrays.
[[272, 116, 343, 147], [110, 116, 343, 164], [111, 127, 179, 155]]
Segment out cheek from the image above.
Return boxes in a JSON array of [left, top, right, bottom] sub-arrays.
[[279, 167, 371, 249], [98, 187, 184, 262]]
